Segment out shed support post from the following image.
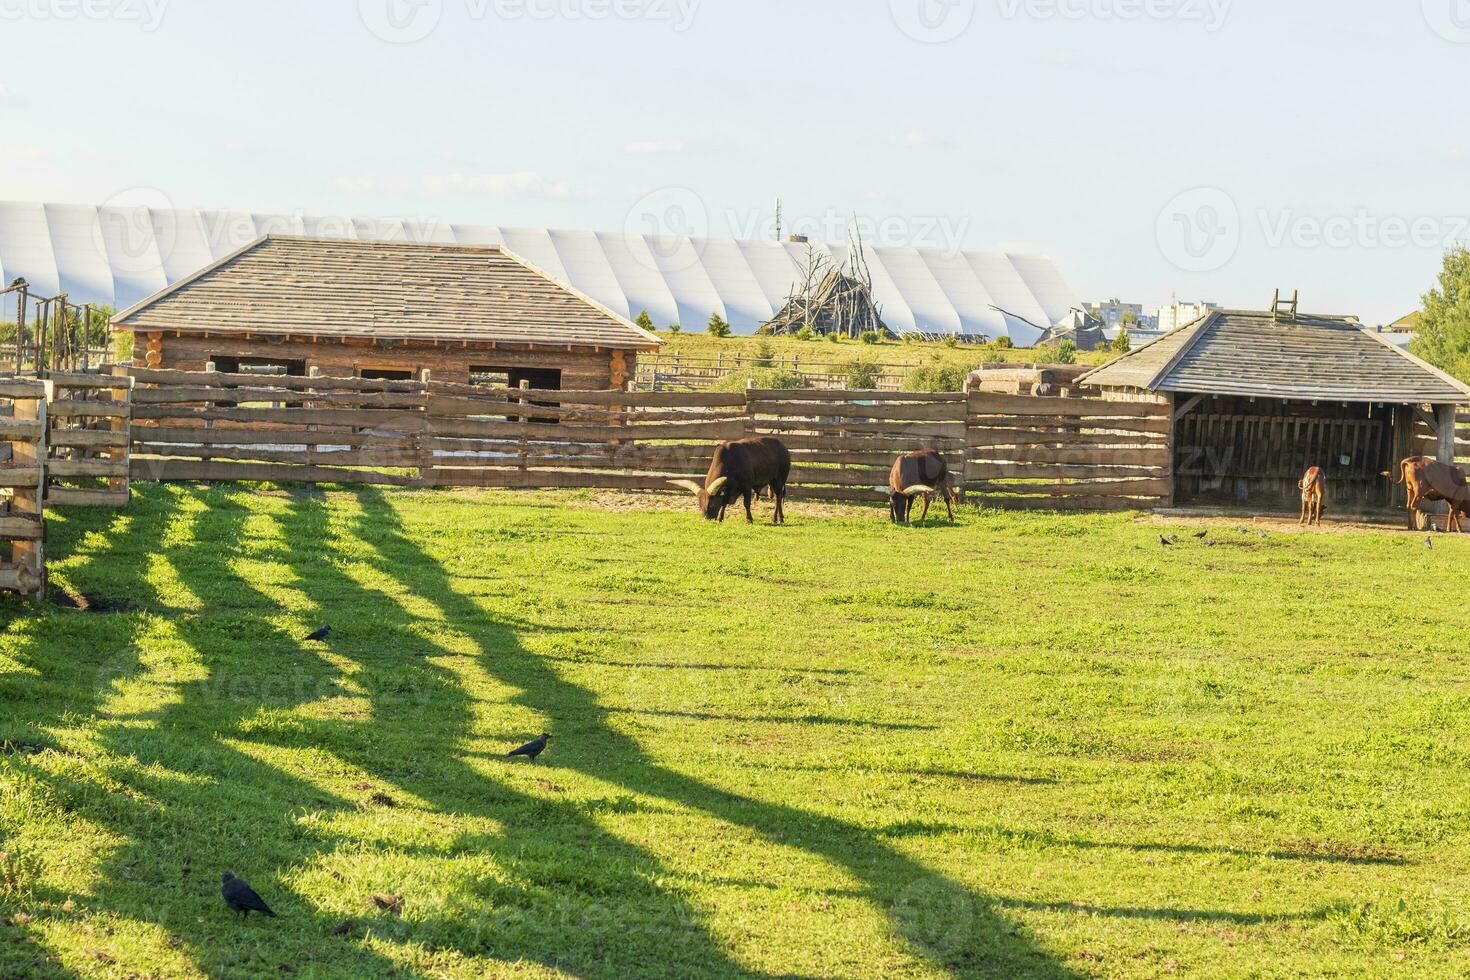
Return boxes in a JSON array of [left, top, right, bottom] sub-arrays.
[[1437, 404, 1459, 466], [1388, 405, 1414, 508], [1164, 393, 1177, 508]]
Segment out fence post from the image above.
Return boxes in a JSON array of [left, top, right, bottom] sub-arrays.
[[517, 379, 531, 480], [417, 369, 434, 486], [109, 365, 131, 502], [11, 386, 47, 602]]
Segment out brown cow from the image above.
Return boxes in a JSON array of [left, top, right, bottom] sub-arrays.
[[1387, 456, 1469, 531], [1298, 467, 1325, 526], [889, 449, 956, 524]]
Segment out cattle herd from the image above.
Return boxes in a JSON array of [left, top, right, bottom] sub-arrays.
[[674, 439, 1466, 533]]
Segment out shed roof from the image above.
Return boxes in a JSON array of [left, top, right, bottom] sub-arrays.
[[111, 236, 661, 351], [1077, 308, 1470, 404]]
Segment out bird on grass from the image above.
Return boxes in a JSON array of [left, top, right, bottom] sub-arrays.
[[1426, 536, 1435, 550], [305, 626, 331, 643], [221, 873, 276, 919], [1159, 536, 1173, 547], [1193, 530, 1209, 539], [507, 733, 551, 762]]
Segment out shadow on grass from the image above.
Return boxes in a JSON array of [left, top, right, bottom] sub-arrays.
[[878, 822, 1410, 867], [332, 485, 1079, 977]]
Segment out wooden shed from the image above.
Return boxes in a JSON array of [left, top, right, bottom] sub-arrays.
[[111, 236, 660, 389], [1077, 304, 1470, 512]]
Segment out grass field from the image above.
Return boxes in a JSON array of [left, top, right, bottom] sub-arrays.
[[650, 331, 1116, 372], [2, 485, 1470, 977]]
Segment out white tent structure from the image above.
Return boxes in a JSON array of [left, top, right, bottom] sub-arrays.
[[0, 201, 1081, 345]]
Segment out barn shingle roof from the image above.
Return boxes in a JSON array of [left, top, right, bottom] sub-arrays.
[[1078, 309, 1470, 403], [112, 236, 661, 351]]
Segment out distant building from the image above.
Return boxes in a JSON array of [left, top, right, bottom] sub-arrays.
[[1083, 298, 1146, 328], [1155, 300, 1220, 332]]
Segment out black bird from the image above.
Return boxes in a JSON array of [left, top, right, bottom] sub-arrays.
[[1426, 536, 1434, 550], [1159, 535, 1173, 547], [1194, 530, 1209, 539], [305, 626, 331, 642], [221, 872, 276, 918], [508, 733, 551, 761]]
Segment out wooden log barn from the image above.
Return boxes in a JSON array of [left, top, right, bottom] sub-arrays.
[[110, 236, 660, 389], [1077, 299, 1470, 512]]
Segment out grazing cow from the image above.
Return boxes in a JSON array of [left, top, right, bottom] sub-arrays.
[[889, 449, 956, 524], [672, 436, 791, 524], [1297, 466, 1325, 526], [1387, 456, 1469, 530]]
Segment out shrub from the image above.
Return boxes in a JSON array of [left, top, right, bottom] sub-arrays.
[[706, 313, 731, 338], [942, 335, 959, 348], [710, 368, 809, 392], [635, 309, 655, 332], [1057, 340, 1077, 365], [859, 330, 880, 345], [1111, 330, 1132, 353], [990, 336, 1014, 350], [753, 340, 775, 368], [847, 360, 882, 389], [826, 332, 841, 343], [794, 326, 816, 342], [904, 361, 981, 392], [666, 322, 681, 334]]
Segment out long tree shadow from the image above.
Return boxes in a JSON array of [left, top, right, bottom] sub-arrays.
[[339, 486, 1079, 977], [3, 486, 415, 977]]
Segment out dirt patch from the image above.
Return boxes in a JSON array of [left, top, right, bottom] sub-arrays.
[[1146, 514, 1447, 538], [50, 589, 139, 614]]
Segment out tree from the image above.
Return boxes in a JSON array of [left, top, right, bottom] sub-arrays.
[[846, 360, 882, 389], [1121, 310, 1139, 327], [706, 312, 731, 338], [1411, 246, 1470, 382], [635, 309, 655, 332], [1056, 340, 1077, 365], [1111, 330, 1132, 354]]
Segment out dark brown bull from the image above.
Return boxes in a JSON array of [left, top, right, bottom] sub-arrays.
[[888, 449, 956, 524], [673, 436, 791, 524], [1387, 456, 1470, 531]]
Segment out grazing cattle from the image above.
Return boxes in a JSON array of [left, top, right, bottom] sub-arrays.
[[1297, 467, 1325, 526], [888, 449, 956, 524], [1387, 456, 1470, 531], [673, 436, 791, 524]]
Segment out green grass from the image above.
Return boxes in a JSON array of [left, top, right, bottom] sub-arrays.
[[3, 485, 1470, 977], [652, 331, 1115, 371]]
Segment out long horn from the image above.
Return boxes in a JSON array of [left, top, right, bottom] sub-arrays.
[[668, 480, 704, 495], [902, 485, 935, 497], [707, 477, 729, 495]]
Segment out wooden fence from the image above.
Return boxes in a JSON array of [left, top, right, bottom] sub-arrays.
[[0, 379, 48, 600], [46, 370, 133, 508], [119, 367, 1176, 509]]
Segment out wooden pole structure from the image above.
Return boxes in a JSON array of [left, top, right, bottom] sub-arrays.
[[9, 383, 48, 602], [1436, 404, 1459, 466], [109, 365, 132, 499]]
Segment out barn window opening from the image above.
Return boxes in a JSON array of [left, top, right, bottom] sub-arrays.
[[358, 367, 414, 381], [469, 366, 563, 423]]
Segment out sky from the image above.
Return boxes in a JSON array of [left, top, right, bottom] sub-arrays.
[[1, 0, 1467, 325]]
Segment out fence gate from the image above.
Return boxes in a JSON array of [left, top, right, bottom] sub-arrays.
[[0, 379, 48, 601]]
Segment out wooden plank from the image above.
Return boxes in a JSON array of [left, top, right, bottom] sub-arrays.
[[967, 494, 1165, 512], [426, 417, 745, 442], [0, 515, 44, 539], [968, 429, 1168, 449], [133, 445, 422, 467], [0, 418, 45, 441], [752, 419, 966, 440], [772, 432, 965, 453], [749, 389, 965, 403], [748, 401, 966, 422], [968, 392, 1168, 418], [48, 399, 130, 419], [133, 386, 426, 408], [965, 463, 1169, 481], [0, 466, 44, 487], [427, 386, 747, 408], [130, 458, 418, 486], [48, 458, 130, 478], [0, 563, 44, 593], [133, 425, 410, 448], [969, 414, 1174, 435], [127, 366, 425, 392], [790, 466, 893, 487], [45, 488, 130, 508], [966, 477, 1173, 497], [50, 429, 130, 449], [132, 405, 427, 429], [49, 372, 133, 390], [786, 484, 889, 502], [966, 446, 1171, 466], [425, 469, 692, 491], [0, 380, 47, 399]]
